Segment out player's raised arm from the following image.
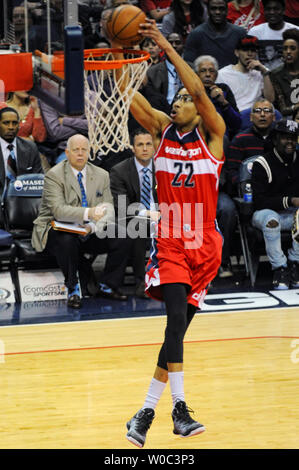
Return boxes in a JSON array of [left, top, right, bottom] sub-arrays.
[[110, 41, 170, 143], [138, 19, 225, 142]]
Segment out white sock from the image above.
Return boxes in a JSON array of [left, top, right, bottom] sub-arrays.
[[168, 371, 185, 408], [142, 377, 167, 410]]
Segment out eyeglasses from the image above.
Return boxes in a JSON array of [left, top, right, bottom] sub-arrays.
[[252, 108, 273, 114], [173, 94, 193, 103]]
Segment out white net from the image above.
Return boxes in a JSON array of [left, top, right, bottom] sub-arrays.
[[84, 49, 149, 159]]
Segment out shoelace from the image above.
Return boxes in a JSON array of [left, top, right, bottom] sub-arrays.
[[135, 410, 154, 432], [175, 403, 195, 424]]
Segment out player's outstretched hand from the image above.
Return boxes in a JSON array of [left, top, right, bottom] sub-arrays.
[[138, 18, 168, 49]]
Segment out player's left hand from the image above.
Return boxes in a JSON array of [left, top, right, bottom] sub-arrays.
[[138, 18, 167, 48]]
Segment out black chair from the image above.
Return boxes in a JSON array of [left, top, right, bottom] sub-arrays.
[[3, 174, 57, 268], [234, 156, 291, 287], [0, 189, 18, 300]]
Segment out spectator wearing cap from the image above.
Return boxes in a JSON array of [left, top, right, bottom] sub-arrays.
[[227, 97, 276, 195], [184, 0, 247, 69], [216, 35, 275, 111], [248, 0, 299, 40], [251, 118, 299, 290]]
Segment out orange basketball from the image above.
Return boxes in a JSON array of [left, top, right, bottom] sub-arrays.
[[104, 4, 146, 47]]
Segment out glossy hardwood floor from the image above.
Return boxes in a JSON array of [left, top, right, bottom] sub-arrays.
[[0, 307, 298, 449]]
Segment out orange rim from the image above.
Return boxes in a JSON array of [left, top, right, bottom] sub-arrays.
[[83, 48, 150, 70]]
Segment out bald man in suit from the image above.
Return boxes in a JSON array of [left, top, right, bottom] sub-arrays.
[[32, 134, 129, 308]]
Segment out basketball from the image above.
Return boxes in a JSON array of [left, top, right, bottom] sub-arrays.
[[103, 4, 146, 47]]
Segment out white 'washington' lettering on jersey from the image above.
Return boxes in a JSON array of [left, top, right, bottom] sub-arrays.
[[165, 146, 203, 158]]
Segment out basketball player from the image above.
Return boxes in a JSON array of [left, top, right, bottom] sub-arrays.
[[110, 18, 225, 448]]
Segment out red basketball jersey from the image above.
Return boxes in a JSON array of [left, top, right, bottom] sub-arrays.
[[154, 123, 224, 233]]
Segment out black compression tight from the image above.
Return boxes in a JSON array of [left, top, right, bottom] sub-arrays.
[[157, 283, 197, 369]]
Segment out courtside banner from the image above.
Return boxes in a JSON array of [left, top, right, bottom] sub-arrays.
[[18, 270, 67, 302], [0, 271, 15, 303]]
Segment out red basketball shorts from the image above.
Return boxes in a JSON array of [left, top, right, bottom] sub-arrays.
[[145, 225, 223, 309]]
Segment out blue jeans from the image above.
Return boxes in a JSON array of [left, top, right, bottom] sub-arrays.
[[252, 208, 299, 269]]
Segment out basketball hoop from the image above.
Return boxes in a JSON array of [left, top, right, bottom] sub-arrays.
[[83, 48, 150, 158]]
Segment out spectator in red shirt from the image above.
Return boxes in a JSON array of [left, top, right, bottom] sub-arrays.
[[140, 0, 172, 23], [284, 0, 299, 27], [5, 91, 46, 143], [227, 0, 266, 31]]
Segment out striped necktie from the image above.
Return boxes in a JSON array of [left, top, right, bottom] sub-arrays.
[[77, 172, 88, 207], [7, 144, 17, 181], [140, 167, 151, 210]]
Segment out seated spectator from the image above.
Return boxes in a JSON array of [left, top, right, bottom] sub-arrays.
[[216, 35, 274, 111], [227, 0, 265, 31], [139, 0, 172, 23], [5, 91, 46, 143], [184, 0, 247, 68], [194, 54, 242, 139], [249, 0, 299, 39], [270, 28, 299, 118], [227, 98, 275, 195], [140, 37, 163, 65], [146, 33, 185, 106], [38, 100, 89, 167], [109, 128, 159, 298], [161, 0, 207, 41], [0, 107, 43, 199], [251, 119, 299, 289], [239, 105, 282, 129], [194, 54, 242, 276], [31, 134, 130, 309]]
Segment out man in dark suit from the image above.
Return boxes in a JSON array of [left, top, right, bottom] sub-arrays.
[[146, 33, 184, 109], [110, 128, 159, 298], [32, 134, 129, 308], [0, 107, 43, 198]]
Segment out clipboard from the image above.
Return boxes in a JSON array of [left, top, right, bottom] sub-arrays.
[[51, 220, 88, 236]]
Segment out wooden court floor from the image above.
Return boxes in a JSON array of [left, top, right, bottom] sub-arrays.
[[0, 307, 299, 449]]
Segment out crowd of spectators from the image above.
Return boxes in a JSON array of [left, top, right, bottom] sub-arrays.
[[1, 0, 299, 297]]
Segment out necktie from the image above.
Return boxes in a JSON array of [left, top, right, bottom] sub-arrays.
[[77, 172, 88, 207], [7, 144, 17, 181], [140, 167, 151, 210]]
